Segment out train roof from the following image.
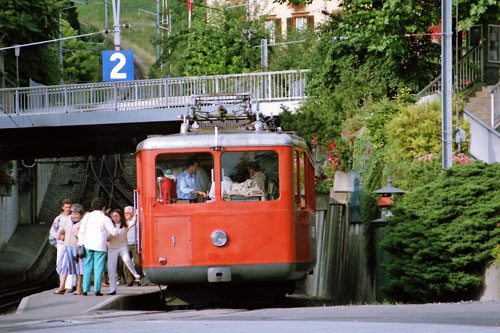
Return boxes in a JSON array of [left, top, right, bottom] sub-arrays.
[[136, 130, 309, 151]]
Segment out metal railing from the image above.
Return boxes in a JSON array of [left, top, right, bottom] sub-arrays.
[[489, 82, 500, 129], [463, 109, 500, 163], [0, 70, 309, 116], [417, 45, 483, 98]]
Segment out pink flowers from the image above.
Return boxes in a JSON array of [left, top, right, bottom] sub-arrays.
[[452, 153, 471, 165], [312, 136, 318, 147], [415, 153, 471, 165]]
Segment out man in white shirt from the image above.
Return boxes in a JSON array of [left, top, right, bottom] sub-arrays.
[[77, 197, 119, 296], [49, 198, 74, 291]]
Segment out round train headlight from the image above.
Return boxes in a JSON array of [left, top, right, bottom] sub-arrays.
[[159, 257, 167, 265], [211, 230, 228, 247]]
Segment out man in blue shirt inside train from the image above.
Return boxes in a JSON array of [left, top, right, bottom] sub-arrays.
[[176, 156, 208, 202]]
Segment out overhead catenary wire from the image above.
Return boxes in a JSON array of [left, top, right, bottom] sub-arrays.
[[0, 31, 113, 52]]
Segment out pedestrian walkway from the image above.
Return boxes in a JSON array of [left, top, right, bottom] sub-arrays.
[[0, 284, 163, 325]]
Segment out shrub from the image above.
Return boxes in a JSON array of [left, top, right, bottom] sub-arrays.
[[385, 100, 469, 162], [381, 161, 500, 303]]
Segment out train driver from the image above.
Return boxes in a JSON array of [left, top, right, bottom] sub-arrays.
[[176, 156, 208, 202]]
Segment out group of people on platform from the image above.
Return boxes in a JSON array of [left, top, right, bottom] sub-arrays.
[[49, 197, 143, 296]]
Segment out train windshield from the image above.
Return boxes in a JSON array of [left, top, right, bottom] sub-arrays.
[[155, 152, 213, 204], [216, 150, 279, 202]]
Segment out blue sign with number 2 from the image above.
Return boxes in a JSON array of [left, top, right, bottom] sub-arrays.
[[102, 50, 134, 82]]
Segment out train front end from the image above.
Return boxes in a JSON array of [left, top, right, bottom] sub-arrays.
[[135, 129, 316, 287]]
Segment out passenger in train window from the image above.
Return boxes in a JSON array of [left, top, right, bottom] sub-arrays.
[[208, 173, 233, 201], [53, 204, 85, 295], [156, 168, 177, 203], [248, 161, 267, 200], [106, 209, 141, 295], [176, 156, 207, 202]]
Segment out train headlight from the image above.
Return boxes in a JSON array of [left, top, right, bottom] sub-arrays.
[[211, 230, 227, 247], [159, 257, 167, 265]]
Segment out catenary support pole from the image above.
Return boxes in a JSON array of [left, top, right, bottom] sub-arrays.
[[441, 0, 453, 169]]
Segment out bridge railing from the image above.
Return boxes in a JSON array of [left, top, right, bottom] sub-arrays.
[[0, 70, 309, 115], [489, 82, 500, 129], [416, 45, 483, 98]]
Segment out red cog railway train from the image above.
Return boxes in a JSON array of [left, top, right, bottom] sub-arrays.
[[134, 107, 317, 296]]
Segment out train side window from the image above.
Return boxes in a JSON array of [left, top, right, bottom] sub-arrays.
[[293, 150, 307, 209], [300, 152, 306, 209], [219, 151, 279, 202], [155, 152, 213, 204]]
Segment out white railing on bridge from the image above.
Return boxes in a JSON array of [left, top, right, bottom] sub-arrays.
[[0, 70, 309, 115], [489, 82, 500, 129], [416, 45, 483, 98], [463, 109, 500, 163]]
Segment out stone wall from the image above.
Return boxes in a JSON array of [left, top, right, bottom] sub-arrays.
[[0, 162, 18, 252], [37, 157, 87, 224]]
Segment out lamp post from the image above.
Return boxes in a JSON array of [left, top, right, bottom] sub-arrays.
[[372, 177, 405, 224], [14, 46, 20, 87], [371, 177, 404, 301]]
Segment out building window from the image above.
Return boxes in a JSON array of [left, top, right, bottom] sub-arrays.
[[295, 16, 307, 32], [286, 15, 314, 34], [488, 25, 500, 62], [468, 25, 482, 50]]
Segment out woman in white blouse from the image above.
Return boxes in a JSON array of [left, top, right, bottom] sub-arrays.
[[106, 208, 140, 295]]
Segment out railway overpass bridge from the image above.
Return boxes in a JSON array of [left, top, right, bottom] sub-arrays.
[[0, 70, 308, 159]]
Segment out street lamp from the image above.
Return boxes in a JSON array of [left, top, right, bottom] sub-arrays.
[[371, 176, 404, 302], [372, 177, 405, 224], [14, 46, 20, 87]]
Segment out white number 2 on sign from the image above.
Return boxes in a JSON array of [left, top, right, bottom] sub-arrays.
[[110, 52, 127, 79], [102, 50, 134, 82]]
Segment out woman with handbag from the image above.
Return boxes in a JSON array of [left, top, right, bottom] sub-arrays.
[[53, 204, 85, 295], [106, 208, 141, 295]]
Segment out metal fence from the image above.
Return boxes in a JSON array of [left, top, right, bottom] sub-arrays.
[[0, 70, 309, 115], [416, 45, 483, 98], [489, 82, 500, 129], [464, 109, 500, 163]]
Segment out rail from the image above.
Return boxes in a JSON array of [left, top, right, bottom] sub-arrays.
[[489, 82, 500, 129], [463, 109, 500, 163], [0, 70, 309, 115], [417, 45, 483, 98]]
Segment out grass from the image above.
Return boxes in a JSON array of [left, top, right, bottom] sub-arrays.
[[76, 0, 161, 67]]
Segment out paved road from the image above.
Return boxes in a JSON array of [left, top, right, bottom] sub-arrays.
[[2, 301, 500, 332]]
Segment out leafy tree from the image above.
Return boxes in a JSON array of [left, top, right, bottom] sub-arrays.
[[61, 20, 103, 83], [0, 0, 63, 86], [304, 0, 443, 95], [280, 68, 386, 146], [381, 161, 500, 303], [267, 29, 316, 71], [153, 3, 266, 77]]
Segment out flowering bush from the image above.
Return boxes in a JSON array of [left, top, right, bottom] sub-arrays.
[[414, 153, 472, 165], [313, 137, 353, 193], [0, 161, 16, 189]]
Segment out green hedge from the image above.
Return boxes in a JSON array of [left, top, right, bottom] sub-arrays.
[[381, 161, 500, 303]]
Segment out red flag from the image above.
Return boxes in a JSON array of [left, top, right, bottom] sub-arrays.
[[187, 0, 193, 12]]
